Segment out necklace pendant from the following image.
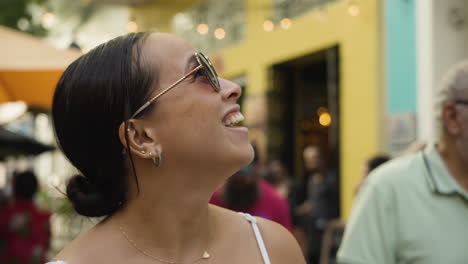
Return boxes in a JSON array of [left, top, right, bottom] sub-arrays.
[[202, 251, 210, 259]]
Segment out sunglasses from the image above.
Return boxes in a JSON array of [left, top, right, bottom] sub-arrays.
[[130, 52, 220, 118], [455, 99, 468, 106]]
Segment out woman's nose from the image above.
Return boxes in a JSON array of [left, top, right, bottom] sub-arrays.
[[220, 78, 242, 102]]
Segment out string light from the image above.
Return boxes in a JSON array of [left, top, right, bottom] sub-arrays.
[[127, 21, 138, 32], [280, 18, 292, 29], [263, 19, 274, 32], [197, 24, 209, 35], [42, 12, 56, 28], [319, 112, 332, 127], [348, 3, 360, 16], [214, 28, 226, 40]]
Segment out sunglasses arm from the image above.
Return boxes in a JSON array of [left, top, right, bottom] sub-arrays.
[[130, 65, 203, 118]]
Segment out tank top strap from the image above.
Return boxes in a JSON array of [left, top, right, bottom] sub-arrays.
[[238, 212, 271, 264]]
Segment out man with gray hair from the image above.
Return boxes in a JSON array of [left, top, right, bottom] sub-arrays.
[[337, 61, 468, 264]]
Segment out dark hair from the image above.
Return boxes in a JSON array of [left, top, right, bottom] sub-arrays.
[[52, 32, 155, 217], [367, 155, 391, 172], [13, 171, 38, 200]]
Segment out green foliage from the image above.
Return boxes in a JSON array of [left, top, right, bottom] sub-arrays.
[[38, 189, 75, 219], [0, 0, 49, 37]]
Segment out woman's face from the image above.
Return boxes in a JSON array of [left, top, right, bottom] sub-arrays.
[[139, 33, 253, 175]]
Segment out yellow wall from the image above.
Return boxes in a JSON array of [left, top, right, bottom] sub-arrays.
[[212, 0, 382, 219]]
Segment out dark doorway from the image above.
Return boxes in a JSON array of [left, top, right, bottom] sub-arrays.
[[266, 46, 340, 187]]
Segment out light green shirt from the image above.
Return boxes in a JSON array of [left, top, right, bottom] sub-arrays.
[[337, 144, 468, 264]]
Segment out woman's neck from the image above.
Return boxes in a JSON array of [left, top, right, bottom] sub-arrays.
[[105, 166, 221, 263]]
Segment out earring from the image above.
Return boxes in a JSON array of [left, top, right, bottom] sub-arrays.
[[152, 150, 162, 167]]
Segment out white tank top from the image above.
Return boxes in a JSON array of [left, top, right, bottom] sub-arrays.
[[47, 212, 271, 264]]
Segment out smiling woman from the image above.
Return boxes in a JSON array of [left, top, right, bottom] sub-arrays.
[[47, 32, 305, 264]]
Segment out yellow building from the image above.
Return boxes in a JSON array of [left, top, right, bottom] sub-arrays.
[[136, 0, 383, 219]]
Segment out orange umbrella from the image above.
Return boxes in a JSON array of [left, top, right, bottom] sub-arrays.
[[0, 26, 81, 110]]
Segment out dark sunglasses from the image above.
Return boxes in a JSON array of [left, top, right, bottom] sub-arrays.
[[130, 52, 220, 118]]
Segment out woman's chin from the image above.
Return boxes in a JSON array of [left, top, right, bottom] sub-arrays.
[[238, 142, 255, 167]]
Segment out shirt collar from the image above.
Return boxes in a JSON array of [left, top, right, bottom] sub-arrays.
[[423, 143, 468, 200]]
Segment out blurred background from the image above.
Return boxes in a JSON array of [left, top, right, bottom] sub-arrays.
[[0, 0, 465, 263]]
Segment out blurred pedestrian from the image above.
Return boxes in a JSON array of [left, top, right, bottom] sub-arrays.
[[211, 150, 293, 231], [0, 187, 10, 208], [295, 145, 339, 264], [338, 60, 468, 264], [264, 159, 291, 198], [47, 33, 304, 264], [0, 171, 51, 264]]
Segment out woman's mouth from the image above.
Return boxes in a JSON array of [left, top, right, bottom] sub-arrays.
[[223, 112, 245, 127]]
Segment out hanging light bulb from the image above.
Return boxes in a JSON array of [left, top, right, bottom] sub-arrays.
[[348, 2, 360, 17], [127, 21, 138, 32], [280, 18, 292, 30], [197, 24, 209, 35], [263, 19, 275, 32], [319, 112, 332, 127], [214, 27, 226, 40], [41, 12, 57, 29]]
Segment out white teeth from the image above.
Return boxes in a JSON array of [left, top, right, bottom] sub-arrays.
[[224, 112, 244, 126]]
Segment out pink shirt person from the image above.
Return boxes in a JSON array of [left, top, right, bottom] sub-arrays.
[[211, 178, 293, 231]]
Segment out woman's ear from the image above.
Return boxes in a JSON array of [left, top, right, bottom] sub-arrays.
[[118, 122, 129, 152], [118, 120, 160, 160]]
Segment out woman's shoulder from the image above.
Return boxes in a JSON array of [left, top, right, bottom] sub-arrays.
[[47, 222, 120, 264], [210, 205, 306, 263], [254, 216, 306, 263]]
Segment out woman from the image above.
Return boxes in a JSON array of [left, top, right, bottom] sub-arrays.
[[48, 32, 305, 264]]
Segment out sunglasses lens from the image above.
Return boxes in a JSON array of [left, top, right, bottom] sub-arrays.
[[198, 53, 220, 92]]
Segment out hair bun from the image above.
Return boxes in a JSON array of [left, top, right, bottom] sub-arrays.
[[66, 174, 117, 217]]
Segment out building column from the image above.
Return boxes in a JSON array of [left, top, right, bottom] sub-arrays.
[[416, 0, 468, 142]]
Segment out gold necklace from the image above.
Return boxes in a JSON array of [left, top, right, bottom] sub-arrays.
[[119, 224, 211, 264]]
